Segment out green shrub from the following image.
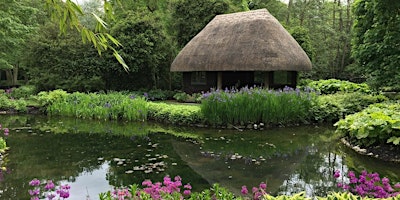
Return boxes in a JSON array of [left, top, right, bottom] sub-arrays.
[[173, 92, 189, 102], [335, 102, 400, 146], [147, 102, 203, 125], [201, 87, 316, 126], [9, 85, 37, 99], [306, 79, 371, 94], [310, 92, 388, 123], [0, 95, 28, 112], [35, 89, 69, 107]]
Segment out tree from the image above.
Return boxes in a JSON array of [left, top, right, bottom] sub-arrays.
[[26, 23, 107, 92], [45, 0, 128, 70], [103, 9, 175, 90], [172, 0, 229, 48], [0, 0, 38, 86], [352, 0, 400, 89]]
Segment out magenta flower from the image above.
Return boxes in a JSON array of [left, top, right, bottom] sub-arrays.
[[3, 128, 9, 136], [334, 170, 340, 178], [29, 179, 41, 186], [44, 180, 55, 190], [28, 188, 40, 196], [241, 186, 248, 195], [259, 182, 267, 190], [142, 180, 152, 187], [394, 183, 400, 189], [184, 183, 192, 190], [183, 189, 191, 196]]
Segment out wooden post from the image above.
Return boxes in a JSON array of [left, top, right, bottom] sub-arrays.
[[263, 72, 270, 89], [217, 72, 222, 90]]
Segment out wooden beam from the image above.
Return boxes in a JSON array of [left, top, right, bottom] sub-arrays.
[[217, 72, 222, 90]]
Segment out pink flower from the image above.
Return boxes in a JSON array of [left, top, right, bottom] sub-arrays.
[[259, 182, 267, 190], [334, 170, 340, 178], [252, 187, 258, 193], [44, 180, 55, 190], [29, 179, 41, 186], [3, 128, 9, 136], [142, 180, 152, 187], [394, 183, 400, 189], [184, 183, 192, 190], [183, 189, 191, 196], [241, 186, 248, 195]]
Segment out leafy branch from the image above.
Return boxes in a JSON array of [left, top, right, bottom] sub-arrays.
[[45, 0, 128, 71]]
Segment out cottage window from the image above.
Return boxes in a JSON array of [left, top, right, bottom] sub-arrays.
[[191, 72, 207, 85]]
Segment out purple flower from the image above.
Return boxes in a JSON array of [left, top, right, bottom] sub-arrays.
[[241, 186, 248, 195], [28, 189, 40, 196], [44, 180, 55, 190], [394, 183, 400, 189], [259, 182, 267, 190], [252, 186, 258, 193], [183, 189, 191, 196], [142, 180, 152, 187], [47, 193, 56, 200], [3, 128, 9, 136], [143, 93, 149, 98], [334, 170, 340, 178], [29, 179, 41, 186], [184, 183, 192, 190]]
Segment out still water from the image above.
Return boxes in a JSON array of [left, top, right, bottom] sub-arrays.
[[0, 115, 398, 199]]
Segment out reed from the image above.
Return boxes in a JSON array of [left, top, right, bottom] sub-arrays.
[[47, 92, 148, 121], [200, 86, 316, 126]]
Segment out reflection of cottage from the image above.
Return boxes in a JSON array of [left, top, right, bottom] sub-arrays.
[[171, 9, 312, 93]]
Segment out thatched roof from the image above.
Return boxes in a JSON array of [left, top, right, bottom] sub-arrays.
[[171, 9, 312, 72]]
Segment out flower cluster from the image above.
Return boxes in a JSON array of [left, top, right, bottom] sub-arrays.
[[241, 182, 268, 200], [28, 178, 71, 200], [103, 176, 192, 200], [334, 170, 400, 198], [141, 176, 191, 199]]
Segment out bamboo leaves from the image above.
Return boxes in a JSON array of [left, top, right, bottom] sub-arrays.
[[45, 0, 128, 71]]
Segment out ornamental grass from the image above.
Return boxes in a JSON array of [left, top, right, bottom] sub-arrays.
[[200, 86, 316, 126], [47, 92, 148, 121]]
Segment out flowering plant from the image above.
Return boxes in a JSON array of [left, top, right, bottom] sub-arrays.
[[241, 182, 268, 200], [334, 170, 400, 198], [99, 175, 192, 200], [28, 178, 71, 200]]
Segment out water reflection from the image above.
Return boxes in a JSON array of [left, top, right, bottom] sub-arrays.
[[0, 115, 398, 199]]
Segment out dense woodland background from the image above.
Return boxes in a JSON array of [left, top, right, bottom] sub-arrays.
[[0, 0, 399, 92]]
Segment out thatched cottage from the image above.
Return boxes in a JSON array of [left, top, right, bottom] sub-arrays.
[[170, 9, 312, 93]]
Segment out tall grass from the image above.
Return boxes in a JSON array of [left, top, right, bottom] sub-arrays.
[[201, 86, 316, 125], [47, 92, 148, 121]]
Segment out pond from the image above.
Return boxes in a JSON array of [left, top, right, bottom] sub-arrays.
[[0, 115, 399, 199]]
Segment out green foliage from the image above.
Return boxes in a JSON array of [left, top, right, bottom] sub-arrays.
[[201, 87, 316, 126], [26, 23, 107, 92], [289, 26, 314, 61], [0, 95, 28, 113], [35, 89, 69, 107], [104, 9, 176, 90], [46, 91, 148, 121], [310, 92, 388, 123], [305, 79, 371, 94], [171, 0, 229, 48], [0, 137, 6, 152], [173, 92, 202, 103], [147, 102, 203, 125], [335, 102, 400, 146], [8, 85, 37, 99], [352, 0, 400, 89]]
